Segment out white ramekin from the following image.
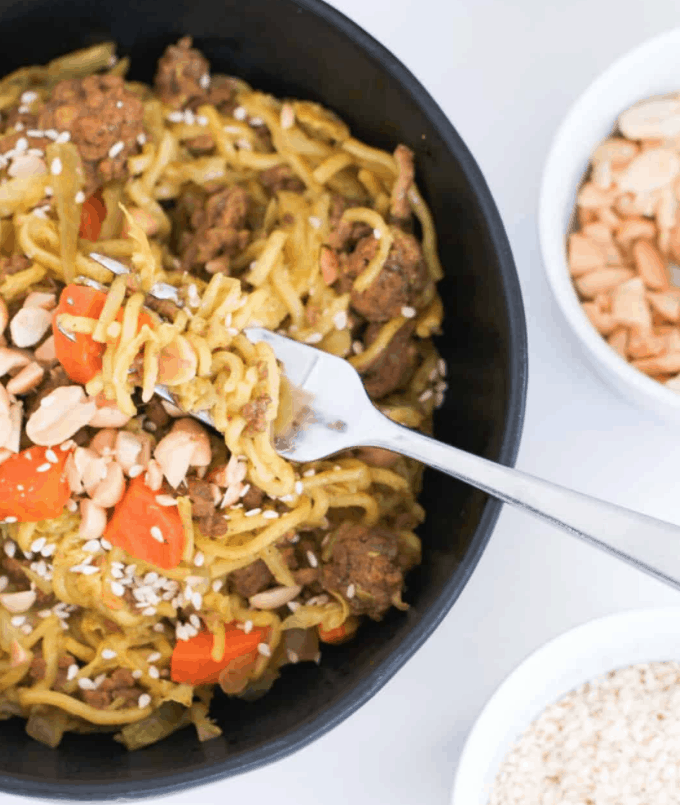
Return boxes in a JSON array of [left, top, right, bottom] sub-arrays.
[[539, 28, 680, 421], [450, 607, 680, 805]]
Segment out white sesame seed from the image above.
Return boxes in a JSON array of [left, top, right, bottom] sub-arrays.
[[82, 539, 100, 553], [437, 358, 447, 377], [142, 607, 156, 616], [147, 651, 162, 663], [307, 551, 318, 568], [137, 133, 146, 146], [150, 526, 164, 543], [332, 310, 348, 330], [55, 131, 70, 144], [401, 306, 416, 319], [77, 676, 96, 691], [74, 190, 85, 204], [192, 591, 203, 610], [14, 122, 23, 131], [100, 539, 112, 551], [193, 551, 204, 567], [148, 665, 160, 679], [189, 613, 201, 629], [287, 600, 300, 612], [196, 115, 208, 126], [303, 469, 316, 477], [346, 584, 356, 599], [199, 73, 211, 89], [50, 157, 62, 175], [131, 669, 144, 680], [4, 541, 16, 557], [295, 481, 304, 495], [10, 615, 25, 626], [21, 91, 38, 104], [308, 215, 321, 229], [44, 129, 58, 140], [110, 581, 125, 596], [257, 642, 271, 657], [138, 693, 151, 708], [43, 185, 53, 197], [116, 101, 123, 108], [212, 579, 223, 592], [418, 389, 433, 403], [67, 664, 79, 681], [72, 565, 99, 575], [373, 227, 382, 240], [153, 623, 165, 634], [305, 332, 323, 345], [15, 137, 27, 152], [30, 537, 46, 553], [233, 106, 247, 121], [101, 648, 117, 660], [245, 508, 262, 517], [37, 609, 51, 618], [108, 141, 124, 159], [242, 619, 253, 634], [41, 543, 55, 558], [36, 462, 51, 472], [155, 494, 177, 507], [129, 464, 144, 478]]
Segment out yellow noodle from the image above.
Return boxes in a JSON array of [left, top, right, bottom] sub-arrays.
[[18, 690, 153, 724]]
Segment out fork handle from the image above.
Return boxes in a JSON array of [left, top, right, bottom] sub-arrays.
[[368, 414, 680, 590]]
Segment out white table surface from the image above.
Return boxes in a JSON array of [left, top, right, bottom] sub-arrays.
[[7, 1, 680, 803]]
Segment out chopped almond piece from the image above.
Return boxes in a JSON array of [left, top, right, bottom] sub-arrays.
[[614, 193, 639, 218], [575, 268, 635, 299], [627, 329, 666, 359], [665, 374, 680, 393], [596, 208, 620, 229], [610, 277, 652, 331], [577, 182, 617, 209], [665, 328, 680, 353], [578, 208, 598, 227], [592, 137, 639, 170], [632, 239, 668, 290], [668, 224, 680, 264], [594, 293, 611, 313], [582, 223, 614, 243], [648, 291, 680, 322], [632, 353, 680, 375], [607, 328, 628, 358], [568, 234, 606, 275]]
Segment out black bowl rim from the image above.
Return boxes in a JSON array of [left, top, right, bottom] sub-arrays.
[[0, 0, 528, 798]]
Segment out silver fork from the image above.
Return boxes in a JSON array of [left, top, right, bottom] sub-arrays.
[[87, 253, 680, 590]]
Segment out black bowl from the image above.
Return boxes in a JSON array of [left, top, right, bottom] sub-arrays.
[[0, 0, 527, 798]]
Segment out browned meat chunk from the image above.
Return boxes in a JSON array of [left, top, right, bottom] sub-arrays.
[[321, 522, 404, 620], [196, 511, 229, 538], [185, 134, 215, 155], [186, 477, 215, 519], [180, 185, 250, 272], [28, 652, 76, 692], [242, 394, 271, 435], [2, 555, 28, 585], [326, 194, 373, 252], [390, 144, 415, 224], [0, 254, 31, 282], [360, 321, 417, 399], [205, 75, 239, 115], [81, 668, 143, 709], [154, 36, 210, 110], [259, 165, 305, 195], [340, 229, 429, 322], [229, 560, 273, 598], [143, 396, 171, 432], [241, 484, 265, 509], [144, 294, 181, 321], [38, 75, 145, 195]]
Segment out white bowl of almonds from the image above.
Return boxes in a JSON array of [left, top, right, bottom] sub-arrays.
[[539, 28, 680, 419], [451, 607, 680, 805]]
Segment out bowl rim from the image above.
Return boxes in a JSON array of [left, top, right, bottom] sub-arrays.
[[539, 27, 680, 414], [451, 606, 680, 805], [0, 0, 527, 798]]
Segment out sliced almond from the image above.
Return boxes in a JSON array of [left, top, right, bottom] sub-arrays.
[[157, 336, 198, 386], [171, 418, 211, 467], [619, 97, 680, 140], [23, 292, 56, 311], [78, 499, 107, 541], [8, 153, 46, 179], [591, 160, 612, 190], [144, 459, 164, 492], [26, 386, 97, 446], [611, 277, 652, 331], [627, 329, 666, 359], [34, 335, 56, 365], [10, 639, 30, 667], [91, 461, 126, 508], [0, 347, 30, 378], [596, 207, 620, 229], [607, 328, 628, 358], [89, 428, 117, 456], [633, 353, 680, 375], [592, 137, 639, 169], [154, 431, 195, 488], [618, 148, 680, 195], [114, 431, 143, 474], [575, 268, 635, 299], [577, 182, 617, 209], [648, 291, 680, 322], [568, 234, 605, 275], [87, 398, 131, 429], [0, 590, 36, 613], [6, 361, 44, 395], [582, 302, 616, 335], [633, 239, 668, 290], [664, 328, 680, 353], [582, 223, 614, 244]]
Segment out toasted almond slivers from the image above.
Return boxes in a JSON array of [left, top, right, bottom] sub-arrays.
[[91, 461, 126, 508], [618, 148, 680, 195], [249, 585, 302, 610], [154, 431, 195, 488], [87, 399, 131, 429], [89, 428, 117, 456], [619, 97, 680, 141], [171, 418, 211, 467], [633, 353, 680, 375], [4, 402, 22, 454], [582, 302, 616, 336], [582, 223, 614, 244], [144, 459, 164, 492], [26, 386, 97, 446], [78, 499, 107, 541], [6, 361, 44, 395], [575, 268, 635, 299], [607, 328, 629, 358], [0, 590, 36, 613], [577, 182, 616, 209], [648, 291, 680, 323], [34, 335, 56, 365], [114, 431, 143, 475], [627, 329, 666, 359], [615, 217, 657, 245], [592, 137, 639, 169], [9, 307, 51, 348], [610, 277, 653, 331], [633, 239, 669, 291]]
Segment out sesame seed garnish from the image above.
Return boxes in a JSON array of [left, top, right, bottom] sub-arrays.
[[14, 122, 23, 131], [137, 133, 146, 146], [45, 449, 58, 464], [148, 665, 160, 679], [74, 190, 85, 204], [37, 609, 51, 618], [167, 111, 183, 123], [21, 91, 38, 104], [15, 137, 27, 152], [193, 551, 204, 567], [262, 510, 280, 520], [147, 651, 162, 663], [333, 310, 348, 330], [257, 642, 271, 657], [82, 539, 100, 553], [4, 541, 16, 557], [346, 584, 355, 599], [287, 650, 299, 664], [71, 565, 99, 575], [290, 533, 300, 544], [77, 677, 96, 690], [116, 101, 123, 108], [150, 526, 164, 543], [108, 141, 124, 158], [295, 481, 304, 495], [196, 115, 208, 126], [437, 358, 447, 376], [110, 581, 125, 597], [305, 332, 323, 344], [245, 508, 262, 517], [132, 669, 143, 678], [418, 389, 433, 403], [189, 613, 201, 629], [2, 516, 18, 525], [287, 600, 300, 612], [212, 579, 223, 592], [100, 538, 112, 551], [50, 157, 62, 175], [101, 649, 117, 660], [303, 469, 316, 477], [41, 543, 55, 557], [44, 129, 58, 140], [10, 615, 25, 626], [55, 131, 70, 143], [142, 607, 156, 616], [308, 215, 321, 229], [138, 693, 151, 708], [36, 463, 51, 472], [67, 664, 79, 681], [199, 73, 210, 89], [307, 551, 318, 568], [233, 107, 247, 120], [30, 537, 46, 553]]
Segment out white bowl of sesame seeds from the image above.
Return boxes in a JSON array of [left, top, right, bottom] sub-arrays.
[[451, 607, 680, 805], [539, 27, 680, 420]]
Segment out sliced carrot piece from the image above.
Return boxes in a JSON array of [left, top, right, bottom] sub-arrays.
[[104, 475, 185, 570], [78, 191, 106, 242], [170, 624, 269, 685], [318, 617, 360, 644], [0, 445, 72, 522]]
